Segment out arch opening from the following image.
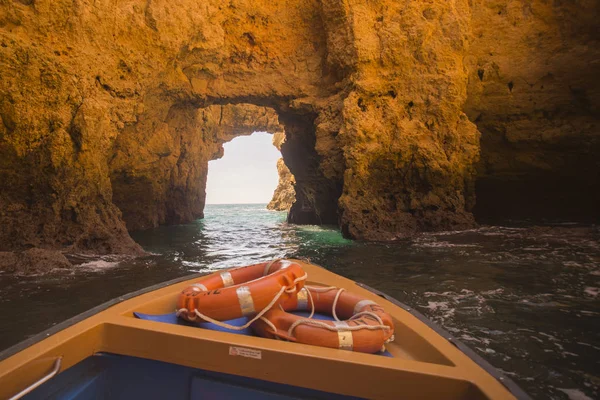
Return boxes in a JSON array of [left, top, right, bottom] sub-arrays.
[[109, 102, 342, 232], [205, 131, 286, 206]]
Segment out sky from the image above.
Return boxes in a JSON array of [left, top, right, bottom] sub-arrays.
[[205, 132, 281, 204]]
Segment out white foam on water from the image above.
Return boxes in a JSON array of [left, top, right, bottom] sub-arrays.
[[461, 334, 491, 345], [523, 247, 548, 251], [414, 241, 480, 248], [422, 301, 456, 320], [423, 228, 483, 236], [498, 369, 519, 377], [421, 288, 495, 319], [563, 261, 584, 267], [556, 388, 594, 400], [539, 332, 558, 341], [424, 301, 449, 311], [481, 288, 504, 295], [477, 327, 505, 336], [460, 334, 481, 343], [554, 342, 565, 351], [298, 225, 326, 232], [484, 348, 496, 354], [583, 287, 599, 297], [181, 261, 205, 268], [78, 260, 120, 271]]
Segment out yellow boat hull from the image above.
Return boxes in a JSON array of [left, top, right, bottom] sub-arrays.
[[0, 260, 526, 399]]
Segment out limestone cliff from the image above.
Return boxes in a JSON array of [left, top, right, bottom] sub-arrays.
[[0, 0, 327, 255], [267, 158, 296, 211], [267, 132, 295, 211], [321, 0, 480, 239], [0, 0, 597, 266]]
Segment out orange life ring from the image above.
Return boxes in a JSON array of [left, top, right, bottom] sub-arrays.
[[176, 259, 306, 324], [251, 286, 395, 353]]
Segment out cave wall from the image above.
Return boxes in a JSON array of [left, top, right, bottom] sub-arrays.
[[465, 0, 600, 222], [0, 0, 332, 253], [0, 0, 598, 259]]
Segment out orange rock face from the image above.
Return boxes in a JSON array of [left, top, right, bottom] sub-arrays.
[[267, 131, 296, 212], [268, 158, 296, 212], [0, 0, 597, 261]]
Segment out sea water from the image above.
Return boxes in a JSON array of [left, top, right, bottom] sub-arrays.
[[0, 204, 598, 399]]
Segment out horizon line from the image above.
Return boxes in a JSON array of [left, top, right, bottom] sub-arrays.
[[205, 202, 269, 205]]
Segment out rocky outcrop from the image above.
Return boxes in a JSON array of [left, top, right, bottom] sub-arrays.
[[267, 131, 295, 211], [0, 249, 72, 275], [0, 0, 598, 267], [267, 158, 296, 211]]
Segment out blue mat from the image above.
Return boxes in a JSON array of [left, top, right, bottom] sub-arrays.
[[134, 311, 393, 357]]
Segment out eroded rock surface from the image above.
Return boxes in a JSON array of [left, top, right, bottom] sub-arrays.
[[268, 158, 296, 211], [0, 249, 72, 275], [465, 0, 600, 222], [0, 0, 597, 268], [267, 132, 295, 211], [322, 0, 480, 239]]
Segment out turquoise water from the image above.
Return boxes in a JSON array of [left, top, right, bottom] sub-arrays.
[[0, 204, 598, 399], [131, 204, 353, 270]]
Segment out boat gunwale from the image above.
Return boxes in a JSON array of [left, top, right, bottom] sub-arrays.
[[0, 261, 531, 400], [355, 282, 532, 400], [0, 272, 206, 363]]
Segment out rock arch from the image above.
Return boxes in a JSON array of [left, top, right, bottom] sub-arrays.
[[1, 0, 597, 261], [109, 102, 341, 231], [0, 0, 487, 255]]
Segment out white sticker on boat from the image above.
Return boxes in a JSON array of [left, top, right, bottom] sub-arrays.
[[229, 346, 262, 360]]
